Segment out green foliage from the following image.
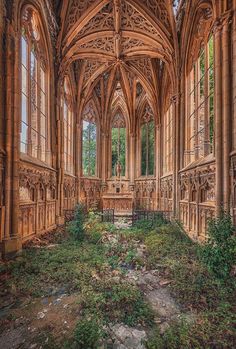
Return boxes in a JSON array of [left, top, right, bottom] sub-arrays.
[[199, 211, 236, 279], [112, 126, 126, 176], [82, 121, 97, 177], [73, 317, 104, 349], [84, 211, 114, 243], [133, 214, 170, 231], [146, 303, 236, 349], [141, 120, 155, 176], [68, 204, 86, 241]]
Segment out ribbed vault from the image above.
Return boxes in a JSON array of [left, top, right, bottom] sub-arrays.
[[57, 0, 178, 128]]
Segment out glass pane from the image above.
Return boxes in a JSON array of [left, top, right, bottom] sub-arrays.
[[209, 65, 214, 95], [40, 91, 46, 115], [41, 136, 46, 162], [208, 36, 214, 66], [200, 49, 205, 79], [21, 65, 27, 95], [141, 124, 147, 176], [41, 113, 46, 138], [31, 128, 38, 158], [20, 142, 27, 153], [31, 101, 38, 132], [31, 79, 37, 106], [20, 122, 28, 150], [21, 93, 28, 123], [30, 51, 37, 78], [112, 126, 125, 177], [148, 121, 155, 175], [21, 36, 27, 67], [119, 128, 126, 176], [82, 121, 97, 176]]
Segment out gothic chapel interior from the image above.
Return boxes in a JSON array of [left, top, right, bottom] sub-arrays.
[[0, 0, 236, 258]]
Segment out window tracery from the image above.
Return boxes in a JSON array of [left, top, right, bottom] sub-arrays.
[[63, 78, 74, 174], [20, 7, 49, 163], [141, 105, 155, 176], [112, 112, 126, 178], [185, 36, 214, 164], [82, 101, 97, 177], [163, 103, 173, 174]]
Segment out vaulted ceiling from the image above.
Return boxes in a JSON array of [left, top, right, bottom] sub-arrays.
[[57, 0, 179, 126]]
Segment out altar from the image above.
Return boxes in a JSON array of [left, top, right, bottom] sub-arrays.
[[102, 193, 133, 214]]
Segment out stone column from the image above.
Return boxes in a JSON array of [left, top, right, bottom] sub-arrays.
[[101, 130, 107, 183], [222, 12, 232, 211], [56, 92, 65, 225], [172, 95, 180, 216], [75, 122, 81, 203], [214, 20, 223, 215], [155, 125, 161, 209], [2, 23, 22, 258], [129, 133, 135, 185]]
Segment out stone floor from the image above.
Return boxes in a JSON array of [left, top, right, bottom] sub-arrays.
[[0, 223, 194, 349]]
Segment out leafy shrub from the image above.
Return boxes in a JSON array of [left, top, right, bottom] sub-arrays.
[[199, 211, 236, 279], [84, 211, 116, 243], [133, 213, 170, 230], [68, 204, 86, 241], [73, 317, 103, 348]]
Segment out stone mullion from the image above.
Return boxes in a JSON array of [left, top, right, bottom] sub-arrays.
[[75, 122, 80, 203], [136, 125, 141, 178], [129, 132, 135, 185], [214, 21, 223, 215], [172, 95, 179, 216], [222, 13, 232, 211], [107, 131, 111, 179], [125, 128, 129, 179], [156, 125, 161, 209]]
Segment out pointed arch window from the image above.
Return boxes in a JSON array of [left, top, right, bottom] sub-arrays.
[[112, 113, 126, 177], [20, 7, 49, 163], [163, 103, 173, 174], [141, 106, 155, 176], [186, 36, 214, 164], [82, 102, 97, 177], [63, 79, 74, 174]]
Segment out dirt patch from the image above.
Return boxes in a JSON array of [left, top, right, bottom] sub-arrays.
[[0, 292, 79, 348]]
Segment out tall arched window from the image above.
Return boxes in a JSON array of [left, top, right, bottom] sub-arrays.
[[163, 103, 173, 174], [112, 113, 126, 177], [20, 7, 49, 162], [82, 102, 97, 177], [186, 36, 214, 164], [63, 78, 74, 174], [141, 105, 155, 176]]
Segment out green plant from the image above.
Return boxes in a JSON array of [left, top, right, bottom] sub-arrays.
[[68, 203, 86, 241], [73, 317, 104, 348], [199, 211, 236, 279]]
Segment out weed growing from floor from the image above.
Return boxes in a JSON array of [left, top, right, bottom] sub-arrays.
[[199, 211, 236, 280], [136, 222, 236, 348], [3, 210, 236, 348]]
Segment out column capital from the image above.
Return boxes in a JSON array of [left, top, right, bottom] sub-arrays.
[[213, 11, 232, 34]]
